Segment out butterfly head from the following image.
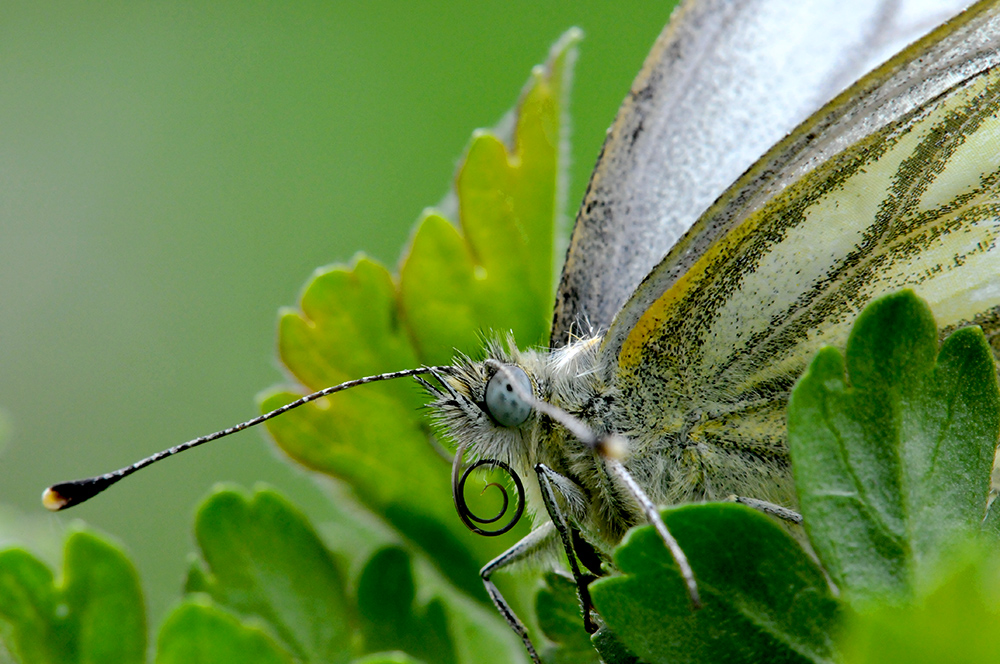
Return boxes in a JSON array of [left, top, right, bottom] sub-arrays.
[[420, 336, 547, 536], [427, 343, 541, 457]]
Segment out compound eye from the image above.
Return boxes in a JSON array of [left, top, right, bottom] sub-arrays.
[[484, 365, 533, 428]]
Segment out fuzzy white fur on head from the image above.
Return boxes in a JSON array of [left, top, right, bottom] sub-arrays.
[[424, 332, 621, 546]]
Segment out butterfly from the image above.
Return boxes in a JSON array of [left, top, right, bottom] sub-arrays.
[[431, 0, 1000, 656], [44, 1, 1000, 662]]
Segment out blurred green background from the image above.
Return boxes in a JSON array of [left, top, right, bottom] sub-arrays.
[[0, 1, 673, 628]]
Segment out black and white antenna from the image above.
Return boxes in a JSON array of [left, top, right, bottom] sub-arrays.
[[43, 367, 449, 511]]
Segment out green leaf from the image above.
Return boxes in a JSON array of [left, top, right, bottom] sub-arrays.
[[0, 531, 145, 664], [259, 30, 579, 599], [355, 547, 455, 664], [589, 503, 839, 664], [590, 628, 641, 664], [788, 290, 1000, 605], [155, 599, 293, 664], [983, 494, 1000, 538], [184, 486, 354, 664], [183, 486, 526, 664], [400, 49, 569, 361], [400, 29, 577, 363], [534, 572, 638, 664], [0, 550, 59, 664], [62, 532, 147, 664], [534, 572, 600, 664], [350, 653, 426, 664], [837, 546, 1000, 663]]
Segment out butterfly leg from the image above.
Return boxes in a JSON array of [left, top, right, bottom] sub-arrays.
[[480, 521, 557, 664], [535, 463, 599, 634], [729, 495, 803, 524], [603, 455, 702, 607], [484, 360, 700, 606]]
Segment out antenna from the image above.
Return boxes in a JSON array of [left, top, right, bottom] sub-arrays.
[[43, 367, 448, 511]]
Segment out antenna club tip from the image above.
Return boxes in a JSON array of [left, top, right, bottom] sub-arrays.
[[42, 486, 70, 512]]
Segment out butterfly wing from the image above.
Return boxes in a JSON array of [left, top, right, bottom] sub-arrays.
[[552, 0, 974, 346], [601, 0, 1000, 503]]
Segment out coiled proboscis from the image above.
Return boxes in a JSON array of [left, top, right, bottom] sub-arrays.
[[454, 458, 526, 536]]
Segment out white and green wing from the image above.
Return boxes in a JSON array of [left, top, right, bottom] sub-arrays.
[[551, 0, 973, 346], [603, 0, 1000, 501]]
